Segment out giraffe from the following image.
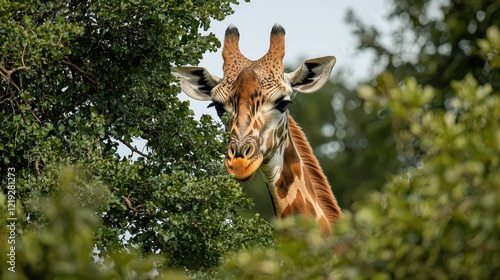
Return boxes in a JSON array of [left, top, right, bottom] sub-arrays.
[[173, 24, 341, 233]]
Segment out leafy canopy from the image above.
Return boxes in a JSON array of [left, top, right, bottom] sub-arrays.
[[1, 0, 272, 277]]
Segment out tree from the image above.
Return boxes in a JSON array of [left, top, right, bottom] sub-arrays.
[[287, 0, 500, 210], [1, 0, 271, 275], [1, 168, 187, 279], [346, 0, 500, 166], [346, 0, 500, 85]]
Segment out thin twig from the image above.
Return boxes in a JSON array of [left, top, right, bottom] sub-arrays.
[[21, 46, 26, 68], [61, 60, 100, 92], [121, 195, 144, 212], [0, 66, 22, 92], [118, 138, 149, 158], [30, 110, 42, 124], [0, 64, 30, 76], [0, 47, 30, 92], [35, 158, 41, 175], [0, 92, 17, 105], [19, 46, 27, 89], [61, 60, 95, 83]]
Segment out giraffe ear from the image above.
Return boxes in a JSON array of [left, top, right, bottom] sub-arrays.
[[173, 67, 221, 101], [286, 56, 336, 94]]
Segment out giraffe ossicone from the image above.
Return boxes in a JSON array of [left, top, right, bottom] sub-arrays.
[[174, 24, 341, 233]]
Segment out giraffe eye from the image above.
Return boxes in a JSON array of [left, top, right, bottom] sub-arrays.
[[208, 102, 226, 117], [275, 99, 293, 113]]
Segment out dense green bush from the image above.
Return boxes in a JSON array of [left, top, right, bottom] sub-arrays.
[[336, 74, 500, 279], [1, 167, 187, 279], [1, 0, 271, 278]]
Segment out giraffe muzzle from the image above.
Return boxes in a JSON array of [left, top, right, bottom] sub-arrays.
[[224, 139, 263, 181]]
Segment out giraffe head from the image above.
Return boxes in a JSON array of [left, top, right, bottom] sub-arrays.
[[174, 25, 336, 181]]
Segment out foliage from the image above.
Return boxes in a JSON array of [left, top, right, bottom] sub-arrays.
[[1, 0, 272, 276], [1, 167, 187, 279], [287, 0, 500, 210], [217, 33, 500, 278], [347, 0, 500, 92], [219, 217, 340, 279], [337, 73, 500, 279]]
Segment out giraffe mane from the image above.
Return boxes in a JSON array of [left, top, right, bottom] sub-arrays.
[[287, 115, 342, 223]]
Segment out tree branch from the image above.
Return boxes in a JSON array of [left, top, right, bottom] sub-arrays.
[[61, 59, 100, 92], [121, 195, 144, 212], [30, 109, 42, 124], [0, 64, 30, 76], [118, 138, 149, 158], [0, 64, 29, 93], [0, 46, 29, 92]]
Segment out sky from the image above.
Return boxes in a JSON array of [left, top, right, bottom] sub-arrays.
[[121, 0, 390, 158], [179, 0, 391, 119]]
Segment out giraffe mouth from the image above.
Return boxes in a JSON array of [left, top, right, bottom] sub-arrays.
[[224, 156, 263, 181]]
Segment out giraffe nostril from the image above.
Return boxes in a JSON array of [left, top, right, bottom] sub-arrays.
[[243, 144, 254, 158], [228, 142, 237, 158]]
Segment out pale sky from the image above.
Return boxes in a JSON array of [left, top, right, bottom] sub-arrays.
[[179, 0, 391, 119]]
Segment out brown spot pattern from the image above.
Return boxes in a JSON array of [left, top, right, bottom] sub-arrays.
[[276, 140, 302, 199]]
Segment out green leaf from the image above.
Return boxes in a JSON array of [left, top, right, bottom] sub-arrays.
[[486, 25, 500, 46]]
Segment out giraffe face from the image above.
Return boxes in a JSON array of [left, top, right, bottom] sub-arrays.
[[212, 67, 294, 181], [174, 24, 336, 181]]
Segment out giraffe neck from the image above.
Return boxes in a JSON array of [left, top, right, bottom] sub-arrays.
[[260, 115, 341, 232]]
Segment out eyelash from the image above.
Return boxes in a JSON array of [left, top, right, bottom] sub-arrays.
[[208, 99, 292, 116], [275, 99, 293, 113], [208, 102, 226, 117]]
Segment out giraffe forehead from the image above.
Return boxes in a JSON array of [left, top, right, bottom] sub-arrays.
[[221, 66, 289, 107], [229, 71, 267, 133]]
